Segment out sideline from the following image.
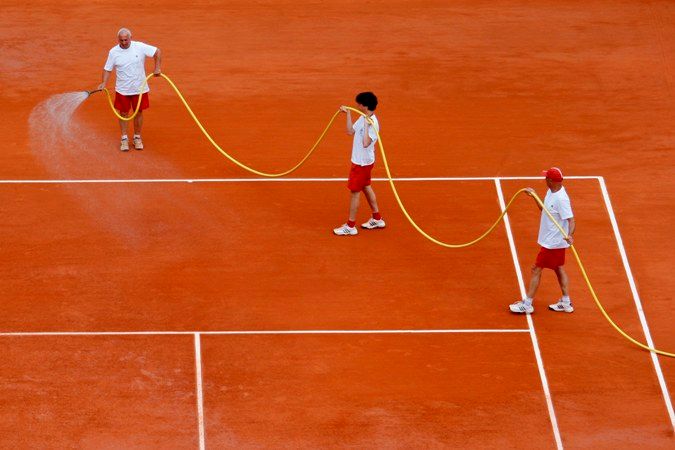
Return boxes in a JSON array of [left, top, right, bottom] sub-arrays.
[[495, 179, 564, 450]]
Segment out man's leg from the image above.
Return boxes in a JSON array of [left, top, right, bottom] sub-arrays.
[[363, 185, 379, 214], [118, 113, 129, 136], [361, 185, 385, 229], [510, 264, 542, 313], [333, 191, 361, 235], [548, 266, 574, 312], [526, 265, 544, 299], [554, 266, 569, 297], [133, 110, 143, 136], [348, 191, 360, 223], [118, 112, 129, 151], [132, 111, 144, 149]]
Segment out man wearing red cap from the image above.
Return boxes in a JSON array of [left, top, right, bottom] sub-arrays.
[[510, 167, 576, 314]]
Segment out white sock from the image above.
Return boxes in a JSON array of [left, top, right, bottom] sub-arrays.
[[121, 134, 128, 140], [562, 295, 571, 303], [523, 297, 533, 306], [134, 134, 141, 139]]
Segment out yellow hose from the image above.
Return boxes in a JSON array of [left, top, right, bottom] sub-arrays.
[[99, 74, 673, 357], [102, 74, 338, 177]]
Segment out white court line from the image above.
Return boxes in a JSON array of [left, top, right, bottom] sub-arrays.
[[494, 179, 564, 450], [0, 328, 529, 337], [598, 177, 675, 429], [0, 176, 600, 184], [193, 333, 206, 450]]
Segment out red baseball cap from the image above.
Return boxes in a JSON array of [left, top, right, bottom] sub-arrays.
[[542, 167, 563, 182]]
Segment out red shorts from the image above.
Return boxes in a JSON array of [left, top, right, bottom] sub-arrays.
[[535, 247, 566, 270], [114, 92, 150, 114], [347, 163, 374, 192]]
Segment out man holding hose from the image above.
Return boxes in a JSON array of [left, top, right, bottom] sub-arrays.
[[510, 167, 576, 314], [96, 28, 161, 151], [333, 92, 385, 236]]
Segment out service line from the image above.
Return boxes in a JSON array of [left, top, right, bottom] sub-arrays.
[[0, 328, 530, 337], [0, 176, 601, 184]]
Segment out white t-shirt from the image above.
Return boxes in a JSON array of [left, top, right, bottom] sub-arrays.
[[104, 41, 157, 95], [537, 187, 574, 249], [351, 115, 379, 166]]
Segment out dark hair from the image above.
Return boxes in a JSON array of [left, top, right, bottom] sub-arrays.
[[355, 92, 378, 111]]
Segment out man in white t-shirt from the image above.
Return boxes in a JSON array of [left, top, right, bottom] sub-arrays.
[[510, 167, 576, 314], [96, 28, 162, 151], [333, 92, 385, 236]]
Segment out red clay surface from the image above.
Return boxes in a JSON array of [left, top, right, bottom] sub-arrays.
[[0, 335, 199, 448], [503, 179, 675, 448], [201, 333, 555, 448], [1, 0, 674, 448], [0, 181, 521, 332]]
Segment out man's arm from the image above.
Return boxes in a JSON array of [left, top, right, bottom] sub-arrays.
[[362, 119, 373, 148], [564, 217, 576, 244], [152, 48, 162, 76], [97, 70, 111, 90], [339, 106, 355, 135], [525, 188, 543, 211]]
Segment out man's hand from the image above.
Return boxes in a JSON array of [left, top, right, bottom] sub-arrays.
[[339, 105, 348, 113], [525, 187, 544, 211], [153, 69, 162, 77], [564, 235, 574, 245], [97, 82, 106, 90]]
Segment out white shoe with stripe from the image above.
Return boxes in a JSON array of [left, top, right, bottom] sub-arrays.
[[509, 300, 534, 314], [333, 224, 358, 236], [361, 218, 386, 229], [548, 300, 574, 313]]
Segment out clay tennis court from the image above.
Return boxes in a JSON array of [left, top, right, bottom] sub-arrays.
[[1, 0, 674, 448]]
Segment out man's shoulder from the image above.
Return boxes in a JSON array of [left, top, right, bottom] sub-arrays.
[[362, 114, 379, 127], [132, 41, 154, 50], [558, 187, 571, 200], [552, 188, 571, 207]]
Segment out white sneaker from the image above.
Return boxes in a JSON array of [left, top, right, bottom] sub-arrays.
[[133, 136, 144, 150], [509, 301, 534, 314], [333, 224, 358, 236], [120, 137, 129, 151], [361, 218, 386, 229], [549, 300, 574, 313]]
